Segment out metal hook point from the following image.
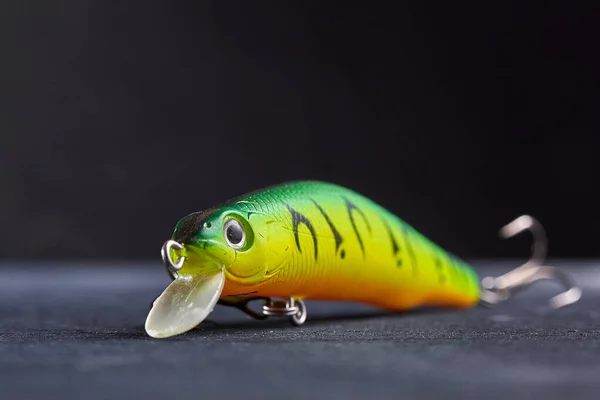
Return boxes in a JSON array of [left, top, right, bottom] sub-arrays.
[[161, 240, 185, 277], [536, 265, 582, 308]]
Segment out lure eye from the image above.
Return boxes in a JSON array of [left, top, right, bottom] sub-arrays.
[[223, 218, 246, 250]]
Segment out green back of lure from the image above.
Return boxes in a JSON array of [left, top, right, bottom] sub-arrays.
[[178, 180, 480, 308]]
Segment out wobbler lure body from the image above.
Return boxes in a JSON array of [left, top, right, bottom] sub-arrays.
[[145, 181, 581, 338]]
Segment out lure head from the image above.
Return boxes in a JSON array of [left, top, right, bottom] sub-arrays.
[[169, 206, 272, 283], [145, 204, 282, 339]]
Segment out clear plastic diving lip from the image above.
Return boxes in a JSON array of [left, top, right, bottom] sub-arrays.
[[145, 267, 225, 339]]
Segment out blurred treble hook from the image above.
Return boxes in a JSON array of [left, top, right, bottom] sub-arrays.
[[479, 215, 582, 308]]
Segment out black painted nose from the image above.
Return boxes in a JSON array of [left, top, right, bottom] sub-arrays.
[[172, 208, 216, 244]]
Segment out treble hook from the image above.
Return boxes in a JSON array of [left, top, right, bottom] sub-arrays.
[[479, 215, 582, 309]]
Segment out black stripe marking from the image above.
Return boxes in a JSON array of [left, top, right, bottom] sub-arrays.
[[285, 204, 318, 260], [382, 219, 400, 256], [343, 197, 371, 257], [311, 199, 343, 253], [402, 224, 418, 275]]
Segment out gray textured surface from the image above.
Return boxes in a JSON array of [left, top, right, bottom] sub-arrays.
[[1, 260, 600, 400]]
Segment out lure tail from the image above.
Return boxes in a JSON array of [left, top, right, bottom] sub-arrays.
[[370, 220, 481, 311]]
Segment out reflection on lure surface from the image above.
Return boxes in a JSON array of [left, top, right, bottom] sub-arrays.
[[145, 181, 581, 339]]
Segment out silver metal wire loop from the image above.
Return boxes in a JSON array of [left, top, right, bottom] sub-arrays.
[[262, 298, 307, 326], [262, 298, 300, 316], [161, 240, 185, 278]]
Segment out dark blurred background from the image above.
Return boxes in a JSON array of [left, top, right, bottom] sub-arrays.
[[1, 2, 598, 260]]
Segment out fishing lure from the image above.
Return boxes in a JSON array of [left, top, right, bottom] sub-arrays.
[[145, 181, 581, 338]]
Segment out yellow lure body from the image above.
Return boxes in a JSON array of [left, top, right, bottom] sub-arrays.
[[187, 181, 480, 310]]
